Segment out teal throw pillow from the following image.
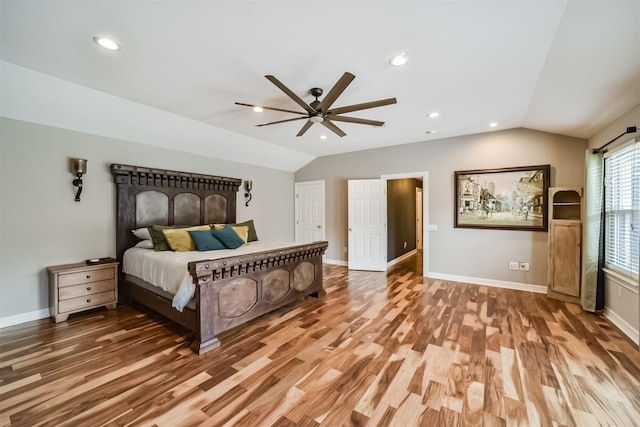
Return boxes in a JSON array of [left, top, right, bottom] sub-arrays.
[[212, 225, 245, 249], [189, 230, 226, 251]]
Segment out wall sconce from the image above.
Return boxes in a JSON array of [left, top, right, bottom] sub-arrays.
[[69, 158, 87, 202], [244, 180, 253, 206]]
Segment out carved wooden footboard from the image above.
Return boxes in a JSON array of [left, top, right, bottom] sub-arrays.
[[188, 241, 328, 354]]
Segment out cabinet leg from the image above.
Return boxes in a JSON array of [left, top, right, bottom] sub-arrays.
[[105, 303, 117, 310], [53, 314, 69, 323]]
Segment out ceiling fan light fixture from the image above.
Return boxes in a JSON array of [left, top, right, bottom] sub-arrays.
[[93, 36, 120, 51], [389, 52, 408, 66], [309, 115, 324, 123], [252, 106, 264, 112]]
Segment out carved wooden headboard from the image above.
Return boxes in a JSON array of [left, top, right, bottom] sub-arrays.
[[110, 164, 242, 263]]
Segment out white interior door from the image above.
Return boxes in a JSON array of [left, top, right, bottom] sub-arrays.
[[416, 187, 423, 250], [348, 179, 387, 271], [295, 180, 325, 243]]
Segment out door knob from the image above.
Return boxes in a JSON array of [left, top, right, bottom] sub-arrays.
[[317, 225, 322, 229]]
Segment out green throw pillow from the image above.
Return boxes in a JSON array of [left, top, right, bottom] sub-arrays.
[[234, 219, 259, 242], [147, 225, 178, 251]]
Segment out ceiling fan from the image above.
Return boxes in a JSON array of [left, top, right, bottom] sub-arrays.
[[235, 72, 397, 137]]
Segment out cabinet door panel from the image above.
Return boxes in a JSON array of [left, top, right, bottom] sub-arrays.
[[550, 222, 581, 297]]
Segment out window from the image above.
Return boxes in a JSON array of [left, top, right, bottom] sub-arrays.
[[604, 138, 639, 279]]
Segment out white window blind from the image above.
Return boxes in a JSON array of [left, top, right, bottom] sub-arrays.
[[604, 139, 639, 279]]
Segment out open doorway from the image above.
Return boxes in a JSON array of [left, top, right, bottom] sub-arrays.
[[386, 177, 424, 269], [347, 172, 428, 276], [382, 172, 428, 276], [416, 187, 423, 250]]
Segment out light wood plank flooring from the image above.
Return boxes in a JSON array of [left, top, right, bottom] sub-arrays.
[[1, 254, 639, 426]]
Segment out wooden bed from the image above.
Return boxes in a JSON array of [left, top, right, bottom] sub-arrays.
[[111, 164, 328, 354]]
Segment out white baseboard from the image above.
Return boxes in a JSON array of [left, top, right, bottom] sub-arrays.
[[387, 249, 417, 268], [0, 308, 50, 329], [427, 272, 548, 294], [321, 262, 548, 295], [324, 258, 348, 267], [604, 307, 639, 344]]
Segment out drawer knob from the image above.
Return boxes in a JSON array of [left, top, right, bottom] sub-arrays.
[[86, 275, 91, 279], [86, 299, 91, 303], [86, 287, 91, 291]]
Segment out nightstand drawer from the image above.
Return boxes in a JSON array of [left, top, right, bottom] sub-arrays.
[[59, 268, 114, 287], [58, 279, 115, 300], [58, 290, 115, 313]]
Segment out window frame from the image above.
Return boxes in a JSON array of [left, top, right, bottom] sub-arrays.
[[603, 137, 639, 281]]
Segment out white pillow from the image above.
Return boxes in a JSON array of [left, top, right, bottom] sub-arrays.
[[132, 227, 151, 240], [134, 240, 154, 249]]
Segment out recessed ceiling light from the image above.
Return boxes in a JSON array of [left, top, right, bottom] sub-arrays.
[[425, 130, 436, 134], [252, 106, 263, 112], [427, 112, 439, 118], [389, 52, 408, 66], [489, 122, 498, 127], [93, 36, 120, 51], [320, 135, 327, 140]]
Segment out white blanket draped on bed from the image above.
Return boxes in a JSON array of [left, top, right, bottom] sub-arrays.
[[123, 241, 300, 311]]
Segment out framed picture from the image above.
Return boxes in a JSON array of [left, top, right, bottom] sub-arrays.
[[454, 165, 550, 231]]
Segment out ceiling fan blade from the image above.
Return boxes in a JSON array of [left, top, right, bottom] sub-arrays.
[[322, 119, 346, 137], [235, 102, 307, 116], [315, 72, 355, 112], [296, 120, 313, 137], [328, 116, 385, 127], [265, 75, 316, 113], [256, 117, 308, 127], [328, 97, 397, 115]]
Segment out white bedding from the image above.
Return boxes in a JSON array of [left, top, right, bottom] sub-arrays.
[[123, 241, 300, 311]]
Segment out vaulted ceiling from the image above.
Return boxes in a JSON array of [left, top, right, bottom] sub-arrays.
[[1, 1, 638, 171]]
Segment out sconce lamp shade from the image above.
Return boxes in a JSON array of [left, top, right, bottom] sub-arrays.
[[70, 158, 88, 175], [70, 158, 87, 202]]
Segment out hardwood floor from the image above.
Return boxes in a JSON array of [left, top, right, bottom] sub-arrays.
[[1, 254, 639, 426]]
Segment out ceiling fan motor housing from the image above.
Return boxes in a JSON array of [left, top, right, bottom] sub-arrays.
[[310, 87, 323, 98]]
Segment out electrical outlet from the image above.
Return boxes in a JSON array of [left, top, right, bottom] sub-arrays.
[[403, 241, 407, 249], [344, 246, 348, 253], [509, 261, 519, 270], [519, 262, 530, 271], [618, 285, 622, 298]]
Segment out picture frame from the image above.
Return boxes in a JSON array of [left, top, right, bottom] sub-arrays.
[[454, 165, 550, 231]]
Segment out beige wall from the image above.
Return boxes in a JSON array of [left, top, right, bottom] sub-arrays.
[[295, 127, 587, 287], [0, 118, 295, 321], [588, 104, 639, 150]]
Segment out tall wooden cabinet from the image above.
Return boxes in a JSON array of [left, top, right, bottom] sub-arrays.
[[547, 187, 583, 303]]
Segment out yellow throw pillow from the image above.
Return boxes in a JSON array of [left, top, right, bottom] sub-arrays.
[[213, 224, 249, 244], [162, 225, 210, 251]]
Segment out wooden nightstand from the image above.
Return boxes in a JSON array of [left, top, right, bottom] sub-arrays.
[[48, 260, 118, 323]]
